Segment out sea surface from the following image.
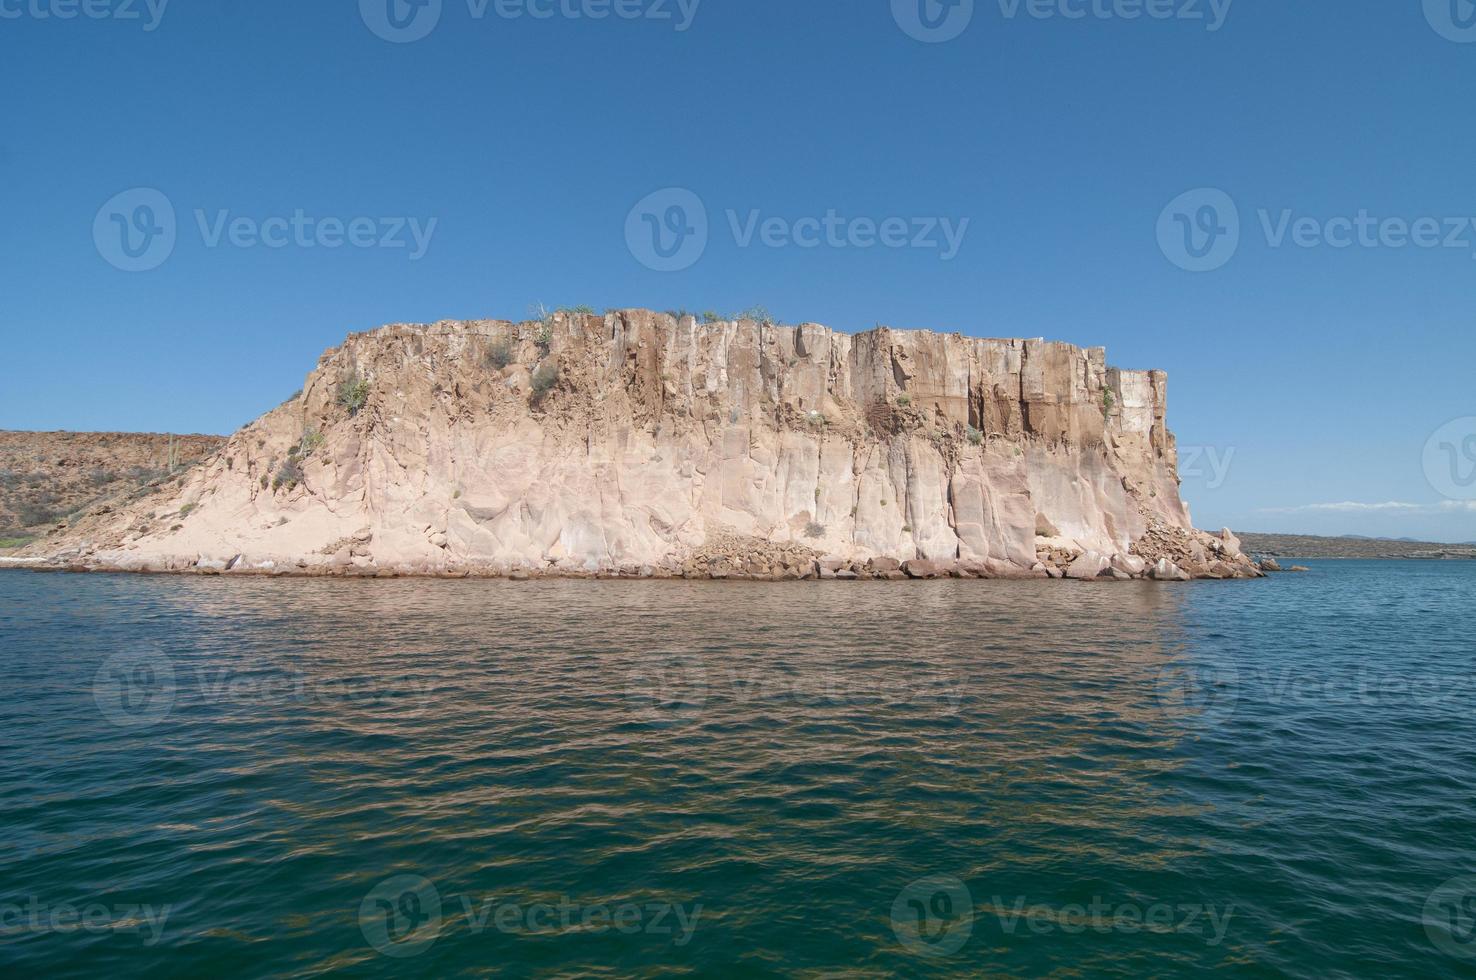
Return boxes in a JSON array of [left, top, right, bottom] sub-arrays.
[[1, 561, 1474, 978]]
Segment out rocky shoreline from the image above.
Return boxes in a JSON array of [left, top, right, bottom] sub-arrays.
[[4, 522, 1269, 582]]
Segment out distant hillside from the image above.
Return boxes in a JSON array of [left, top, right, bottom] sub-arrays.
[[1238, 532, 1476, 560], [0, 430, 225, 543]]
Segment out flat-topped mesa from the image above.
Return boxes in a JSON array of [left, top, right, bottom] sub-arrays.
[[25, 309, 1261, 580]]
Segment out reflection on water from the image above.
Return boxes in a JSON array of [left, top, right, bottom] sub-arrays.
[[1, 566, 1474, 977]]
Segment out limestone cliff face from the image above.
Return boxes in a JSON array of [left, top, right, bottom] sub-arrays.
[[29, 310, 1239, 578]]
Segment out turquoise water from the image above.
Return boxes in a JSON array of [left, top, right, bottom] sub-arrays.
[[1, 562, 1474, 977]]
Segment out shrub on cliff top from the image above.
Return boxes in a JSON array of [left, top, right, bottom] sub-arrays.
[[273, 457, 304, 492], [486, 341, 513, 370], [733, 306, 778, 326], [530, 364, 559, 402], [337, 374, 370, 416], [701, 311, 721, 324]]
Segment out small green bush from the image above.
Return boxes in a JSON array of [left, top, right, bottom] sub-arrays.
[[804, 521, 826, 539], [299, 428, 325, 454], [701, 311, 721, 323], [486, 342, 513, 370], [1102, 389, 1115, 414], [531, 364, 559, 401], [733, 306, 778, 326], [273, 457, 304, 492], [966, 426, 983, 445], [535, 322, 554, 357], [896, 394, 912, 408], [337, 374, 370, 416], [178, 503, 196, 517]]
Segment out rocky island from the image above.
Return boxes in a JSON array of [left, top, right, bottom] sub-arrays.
[[5, 309, 1262, 581]]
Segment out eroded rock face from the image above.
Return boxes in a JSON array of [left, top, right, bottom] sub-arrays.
[[26, 310, 1259, 580]]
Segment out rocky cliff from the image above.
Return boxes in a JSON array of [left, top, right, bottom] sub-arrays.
[[13, 310, 1261, 580]]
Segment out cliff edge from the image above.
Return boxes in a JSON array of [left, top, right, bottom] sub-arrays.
[[14, 310, 1260, 580]]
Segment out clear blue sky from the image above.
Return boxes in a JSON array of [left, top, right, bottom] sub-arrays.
[[3, 0, 1474, 540]]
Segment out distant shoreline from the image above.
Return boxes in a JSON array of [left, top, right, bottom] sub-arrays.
[[1237, 532, 1476, 561]]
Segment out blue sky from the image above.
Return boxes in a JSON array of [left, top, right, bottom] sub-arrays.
[[2, 0, 1474, 540]]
